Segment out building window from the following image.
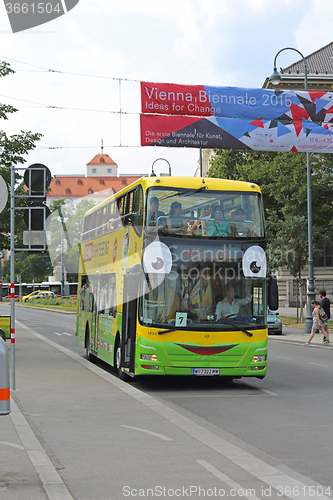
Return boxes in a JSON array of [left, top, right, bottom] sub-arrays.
[[107, 168, 112, 173], [55, 180, 60, 185], [100, 157, 105, 163], [104, 190, 109, 195], [66, 189, 71, 195], [88, 189, 93, 194], [78, 179, 83, 185], [92, 168, 97, 173], [314, 244, 333, 267], [100, 179, 104, 185], [122, 180, 127, 185]]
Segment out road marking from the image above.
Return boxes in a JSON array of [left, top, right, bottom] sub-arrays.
[[9, 397, 73, 500], [0, 441, 25, 450], [309, 362, 329, 368], [121, 425, 173, 441], [163, 391, 276, 398], [261, 389, 278, 396], [276, 356, 293, 360], [197, 460, 261, 500]]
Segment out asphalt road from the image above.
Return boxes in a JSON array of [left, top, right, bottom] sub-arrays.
[[1, 303, 332, 499]]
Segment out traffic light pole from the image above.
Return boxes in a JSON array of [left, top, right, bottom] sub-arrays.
[[9, 163, 51, 391], [10, 164, 15, 390]]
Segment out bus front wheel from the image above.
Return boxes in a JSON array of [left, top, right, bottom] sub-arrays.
[[115, 344, 129, 381]]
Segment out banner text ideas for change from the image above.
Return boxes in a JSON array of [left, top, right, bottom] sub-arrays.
[[143, 88, 258, 115]]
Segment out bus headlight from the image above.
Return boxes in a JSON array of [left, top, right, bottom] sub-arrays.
[[252, 355, 266, 363], [140, 354, 158, 361]]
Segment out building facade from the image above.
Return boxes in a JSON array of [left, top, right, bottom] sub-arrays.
[[47, 153, 146, 209]]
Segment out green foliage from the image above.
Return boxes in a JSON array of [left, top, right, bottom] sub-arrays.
[[48, 198, 97, 281], [2, 251, 53, 283], [208, 149, 333, 275]]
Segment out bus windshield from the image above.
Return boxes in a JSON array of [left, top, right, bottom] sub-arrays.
[[145, 187, 264, 238], [140, 247, 266, 331]]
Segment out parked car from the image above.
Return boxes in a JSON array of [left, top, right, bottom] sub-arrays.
[[30, 291, 57, 300], [267, 307, 282, 335], [22, 290, 44, 302]]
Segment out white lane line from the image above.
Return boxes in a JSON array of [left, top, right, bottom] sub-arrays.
[[121, 425, 173, 441], [0, 441, 25, 450], [197, 460, 262, 500], [309, 362, 329, 368], [9, 397, 73, 500], [276, 356, 293, 360], [163, 391, 277, 398], [261, 389, 278, 396]]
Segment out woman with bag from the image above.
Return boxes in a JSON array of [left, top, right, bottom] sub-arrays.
[[305, 300, 330, 345]]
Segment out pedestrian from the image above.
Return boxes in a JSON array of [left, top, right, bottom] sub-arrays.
[[305, 300, 330, 345], [319, 289, 330, 343]]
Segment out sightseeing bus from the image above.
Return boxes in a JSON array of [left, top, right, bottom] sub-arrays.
[[75, 176, 278, 380]]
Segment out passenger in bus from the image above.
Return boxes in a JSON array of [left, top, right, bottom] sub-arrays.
[[188, 207, 210, 235], [166, 202, 188, 234], [230, 208, 254, 237], [215, 284, 252, 320], [207, 206, 232, 237], [147, 196, 165, 229]]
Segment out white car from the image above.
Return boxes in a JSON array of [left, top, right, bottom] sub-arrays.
[[267, 308, 282, 335]]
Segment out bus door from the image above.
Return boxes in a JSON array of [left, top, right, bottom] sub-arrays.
[[120, 265, 141, 374], [89, 290, 98, 355]]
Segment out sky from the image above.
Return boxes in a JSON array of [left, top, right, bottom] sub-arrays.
[[1, 0, 333, 179]]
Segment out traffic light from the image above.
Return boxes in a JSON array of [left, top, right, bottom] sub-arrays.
[[24, 163, 52, 201], [23, 164, 52, 248]]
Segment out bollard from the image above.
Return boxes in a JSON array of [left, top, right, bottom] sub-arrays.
[[0, 337, 10, 415]]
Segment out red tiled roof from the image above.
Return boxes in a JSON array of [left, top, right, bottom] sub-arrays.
[[86, 154, 117, 166], [47, 176, 140, 198]]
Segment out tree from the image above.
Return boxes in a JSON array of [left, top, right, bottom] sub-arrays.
[[2, 251, 53, 283], [207, 149, 333, 273], [0, 60, 43, 250], [48, 198, 97, 281]]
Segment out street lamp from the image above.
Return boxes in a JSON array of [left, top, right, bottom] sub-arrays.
[[269, 47, 315, 333], [151, 158, 171, 177]]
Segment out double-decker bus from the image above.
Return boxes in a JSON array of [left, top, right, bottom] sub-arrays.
[[76, 176, 278, 380]]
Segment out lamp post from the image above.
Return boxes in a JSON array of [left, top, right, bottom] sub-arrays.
[[151, 158, 171, 177], [269, 47, 315, 333]]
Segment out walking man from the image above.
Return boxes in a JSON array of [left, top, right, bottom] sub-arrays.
[[319, 289, 330, 343]]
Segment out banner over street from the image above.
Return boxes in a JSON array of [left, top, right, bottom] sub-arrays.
[[140, 82, 333, 152]]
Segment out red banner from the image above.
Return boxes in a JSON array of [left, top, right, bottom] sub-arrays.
[[141, 82, 214, 117]]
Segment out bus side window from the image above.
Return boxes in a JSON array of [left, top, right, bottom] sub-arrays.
[[133, 185, 143, 236], [89, 293, 94, 313]]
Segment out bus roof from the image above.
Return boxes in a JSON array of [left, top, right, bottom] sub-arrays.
[[84, 176, 262, 216]]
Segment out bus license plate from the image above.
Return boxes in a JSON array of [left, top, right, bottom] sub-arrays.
[[192, 368, 220, 376]]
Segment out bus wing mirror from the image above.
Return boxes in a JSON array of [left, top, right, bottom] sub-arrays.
[[268, 274, 278, 311]]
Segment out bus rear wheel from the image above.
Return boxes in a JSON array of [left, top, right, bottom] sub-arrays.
[[85, 326, 93, 361]]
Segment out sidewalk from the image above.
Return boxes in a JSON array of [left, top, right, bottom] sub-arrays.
[[273, 306, 332, 346], [269, 325, 332, 346]]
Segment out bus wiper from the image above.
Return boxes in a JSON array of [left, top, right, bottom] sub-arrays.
[[158, 328, 178, 335], [160, 186, 207, 202], [218, 316, 253, 337]]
